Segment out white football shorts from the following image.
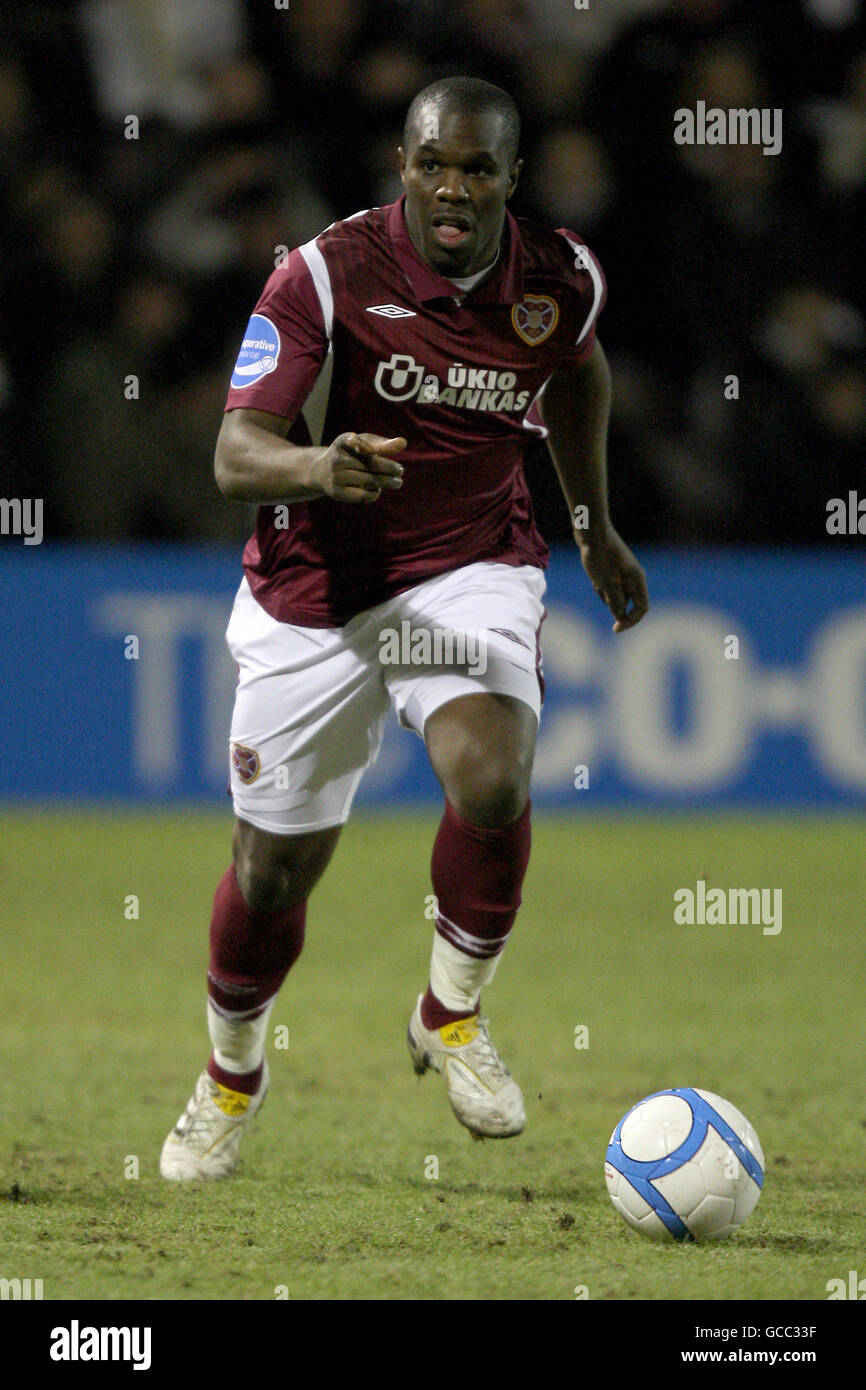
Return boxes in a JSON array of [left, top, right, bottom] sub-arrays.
[[226, 560, 547, 834]]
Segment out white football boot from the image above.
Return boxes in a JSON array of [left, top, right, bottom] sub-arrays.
[[407, 995, 525, 1137], [160, 1061, 269, 1181]]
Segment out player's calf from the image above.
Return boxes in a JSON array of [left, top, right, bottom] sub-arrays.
[[409, 792, 532, 1136]]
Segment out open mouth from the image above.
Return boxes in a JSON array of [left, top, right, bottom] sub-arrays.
[[431, 215, 472, 249]]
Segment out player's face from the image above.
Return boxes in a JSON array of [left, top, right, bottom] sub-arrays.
[[399, 106, 521, 278]]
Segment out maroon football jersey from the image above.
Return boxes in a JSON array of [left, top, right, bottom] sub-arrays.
[[224, 197, 606, 627]]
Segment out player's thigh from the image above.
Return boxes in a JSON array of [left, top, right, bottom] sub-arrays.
[[381, 561, 546, 825], [226, 579, 389, 837], [424, 691, 537, 826], [232, 816, 342, 912]]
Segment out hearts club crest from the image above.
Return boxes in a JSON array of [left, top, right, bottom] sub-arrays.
[[512, 294, 559, 346], [231, 743, 261, 785]]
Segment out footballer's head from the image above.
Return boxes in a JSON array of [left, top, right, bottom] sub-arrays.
[[399, 76, 522, 278]]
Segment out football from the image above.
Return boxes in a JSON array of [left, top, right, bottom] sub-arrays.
[[604, 1088, 764, 1242]]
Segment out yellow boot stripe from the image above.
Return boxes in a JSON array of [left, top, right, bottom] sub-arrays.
[[439, 1017, 479, 1047], [212, 1082, 252, 1117]]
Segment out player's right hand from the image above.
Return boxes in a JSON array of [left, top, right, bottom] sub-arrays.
[[311, 433, 407, 504]]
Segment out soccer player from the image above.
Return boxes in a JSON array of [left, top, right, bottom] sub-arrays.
[[161, 76, 649, 1180]]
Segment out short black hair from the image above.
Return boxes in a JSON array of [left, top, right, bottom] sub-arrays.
[[403, 76, 521, 164]]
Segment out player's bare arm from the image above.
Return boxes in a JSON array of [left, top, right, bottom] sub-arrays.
[[215, 407, 406, 505], [538, 340, 649, 634]]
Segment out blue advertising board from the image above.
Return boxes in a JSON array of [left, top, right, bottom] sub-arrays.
[[0, 546, 863, 807]]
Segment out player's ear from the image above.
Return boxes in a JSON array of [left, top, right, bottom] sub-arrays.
[[506, 158, 523, 200], [398, 146, 407, 184]]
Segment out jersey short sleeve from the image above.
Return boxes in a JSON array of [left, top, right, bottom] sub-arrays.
[[555, 228, 608, 367], [224, 247, 329, 421]]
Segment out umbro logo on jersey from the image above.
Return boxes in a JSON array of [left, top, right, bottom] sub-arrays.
[[366, 304, 417, 318]]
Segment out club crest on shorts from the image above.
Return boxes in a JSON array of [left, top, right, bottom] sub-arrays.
[[231, 743, 261, 784], [512, 294, 559, 345]]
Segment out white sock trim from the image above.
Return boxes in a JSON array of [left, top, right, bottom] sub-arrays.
[[207, 997, 276, 1075], [436, 910, 510, 959], [429, 931, 504, 1013]]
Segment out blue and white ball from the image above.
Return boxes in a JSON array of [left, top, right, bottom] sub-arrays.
[[605, 1088, 764, 1242]]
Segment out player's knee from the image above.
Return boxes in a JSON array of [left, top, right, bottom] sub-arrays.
[[234, 850, 289, 913], [232, 821, 339, 912], [446, 747, 530, 828], [232, 825, 290, 912]]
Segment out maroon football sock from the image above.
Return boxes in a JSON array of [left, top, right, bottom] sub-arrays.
[[421, 799, 532, 1030], [207, 1056, 264, 1096], [420, 984, 479, 1030], [206, 865, 306, 1092]]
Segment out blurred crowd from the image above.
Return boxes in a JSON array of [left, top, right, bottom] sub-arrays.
[[2, 0, 864, 547]]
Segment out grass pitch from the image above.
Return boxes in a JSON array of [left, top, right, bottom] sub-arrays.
[[2, 809, 863, 1301]]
